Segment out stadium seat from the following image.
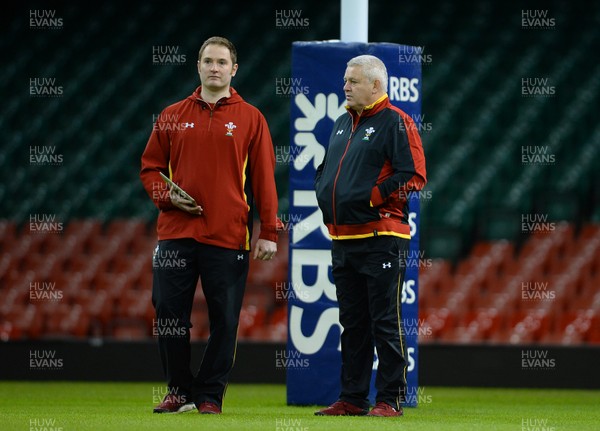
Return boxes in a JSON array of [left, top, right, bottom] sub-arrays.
[[0, 220, 17, 251], [238, 305, 267, 338], [75, 289, 114, 332], [112, 319, 149, 340], [10, 304, 44, 339]]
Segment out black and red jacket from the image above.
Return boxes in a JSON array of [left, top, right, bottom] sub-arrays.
[[140, 86, 278, 251], [315, 94, 427, 240]]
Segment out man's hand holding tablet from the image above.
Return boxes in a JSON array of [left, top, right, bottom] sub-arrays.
[[159, 172, 203, 216]]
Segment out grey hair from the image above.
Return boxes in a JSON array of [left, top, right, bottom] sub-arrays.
[[347, 55, 388, 93]]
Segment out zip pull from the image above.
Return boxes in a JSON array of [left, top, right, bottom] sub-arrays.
[[207, 104, 214, 130]]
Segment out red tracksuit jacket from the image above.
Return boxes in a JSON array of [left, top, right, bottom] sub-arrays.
[[140, 86, 278, 251]]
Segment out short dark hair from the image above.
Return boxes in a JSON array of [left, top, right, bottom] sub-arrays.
[[198, 36, 237, 64]]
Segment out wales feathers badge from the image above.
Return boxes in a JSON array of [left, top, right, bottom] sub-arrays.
[[225, 122, 236, 136], [363, 127, 375, 141]]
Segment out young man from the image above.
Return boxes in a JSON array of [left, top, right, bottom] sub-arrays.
[[140, 36, 278, 414], [314, 55, 426, 417]]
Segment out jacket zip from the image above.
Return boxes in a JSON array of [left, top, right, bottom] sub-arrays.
[[331, 115, 360, 239], [198, 99, 222, 131], [208, 101, 222, 130]]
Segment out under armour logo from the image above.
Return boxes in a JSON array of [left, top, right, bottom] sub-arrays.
[[336, 129, 344, 135], [237, 254, 244, 261], [183, 122, 194, 128], [382, 262, 391, 269]]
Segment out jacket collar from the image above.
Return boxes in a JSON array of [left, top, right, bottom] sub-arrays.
[[190, 86, 243, 106], [346, 93, 390, 122]]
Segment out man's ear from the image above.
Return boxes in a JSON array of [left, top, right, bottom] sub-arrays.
[[373, 79, 381, 94], [231, 63, 238, 77]]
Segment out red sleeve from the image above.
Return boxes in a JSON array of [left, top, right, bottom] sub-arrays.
[[140, 117, 176, 211], [376, 108, 427, 202], [248, 112, 279, 243]]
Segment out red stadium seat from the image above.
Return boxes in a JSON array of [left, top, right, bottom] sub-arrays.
[[63, 220, 103, 255], [112, 319, 149, 339], [74, 289, 114, 333], [40, 302, 73, 337], [238, 305, 267, 338], [423, 308, 454, 340], [10, 303, 44, 339], [0, 220, 17, 251]]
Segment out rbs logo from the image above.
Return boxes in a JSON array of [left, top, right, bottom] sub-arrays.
[[389, 77, 419, 103]]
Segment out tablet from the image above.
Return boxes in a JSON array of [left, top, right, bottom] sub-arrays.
[[159, 172, 196, 204]]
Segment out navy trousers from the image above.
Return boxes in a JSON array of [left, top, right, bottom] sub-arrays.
[[151, 238, 249, 408], [332, 235, 409, 410]]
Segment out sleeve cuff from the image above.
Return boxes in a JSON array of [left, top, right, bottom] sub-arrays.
[[259, 224, 279, 243]]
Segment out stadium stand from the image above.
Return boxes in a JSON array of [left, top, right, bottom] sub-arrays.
[[1, 1, 599, 344], [0, 218, 289, 341]]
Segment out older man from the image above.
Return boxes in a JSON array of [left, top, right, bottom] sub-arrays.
[[314, 54, 426, 417]]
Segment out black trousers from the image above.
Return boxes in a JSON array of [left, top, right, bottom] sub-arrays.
[[151, 238, 249, 408], [332, 235, 409, 410]]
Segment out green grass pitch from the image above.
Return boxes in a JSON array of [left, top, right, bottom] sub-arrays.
[[1, 382, 598, 431]]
